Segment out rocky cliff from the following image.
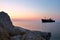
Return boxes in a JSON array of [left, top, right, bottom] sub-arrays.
[[0, 11, 51, 40]]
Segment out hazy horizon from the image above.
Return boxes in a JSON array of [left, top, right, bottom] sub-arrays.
[[0, 0, 60, 21]]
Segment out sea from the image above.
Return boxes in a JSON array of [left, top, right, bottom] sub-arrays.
[[12, 20, 60, 40]]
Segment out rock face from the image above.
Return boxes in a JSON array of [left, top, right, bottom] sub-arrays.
[[0, 11, 14, 32], [0, 26, 10, 40], [0, 11, 51, 40]]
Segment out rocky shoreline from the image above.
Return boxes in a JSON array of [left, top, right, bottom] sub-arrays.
[[0, 11, 51, 40]]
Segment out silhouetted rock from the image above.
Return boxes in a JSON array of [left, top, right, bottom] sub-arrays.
[[0, 26, 10, 40], [10, 26, 28, 36], [0, 11, 14, 32], [0, 11, 51, 40], [32, 31, 51, 40], [11, 35, 23, 40], [23, 31, 43, 40]]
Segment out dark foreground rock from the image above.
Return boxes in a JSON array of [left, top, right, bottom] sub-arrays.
[[0, 11, 51, 40]]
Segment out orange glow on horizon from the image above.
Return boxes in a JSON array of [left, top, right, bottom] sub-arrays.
[[0, 0, 60, 21]]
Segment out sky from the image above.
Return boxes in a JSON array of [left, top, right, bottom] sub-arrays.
[[0, 0, 60, 21]]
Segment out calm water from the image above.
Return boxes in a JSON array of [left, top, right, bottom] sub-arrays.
[[12, 20, 60, 40]]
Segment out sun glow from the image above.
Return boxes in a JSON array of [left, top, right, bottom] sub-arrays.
[[0, 0, 60, 21]]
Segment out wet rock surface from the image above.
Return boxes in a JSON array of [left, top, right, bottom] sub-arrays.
[[0, 11, 51, 40]]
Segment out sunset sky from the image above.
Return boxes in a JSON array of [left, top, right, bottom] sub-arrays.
[[0, 0, 60, 20]]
